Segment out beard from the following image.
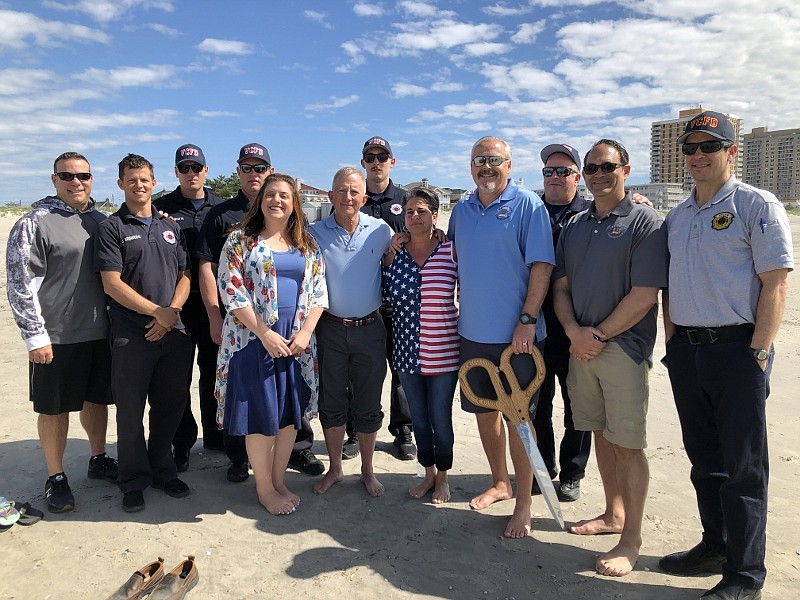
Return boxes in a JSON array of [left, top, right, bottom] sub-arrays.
[[477, 179, 499, 195]]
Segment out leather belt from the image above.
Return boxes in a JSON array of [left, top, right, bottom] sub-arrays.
[[323, 310, 379, 327], [674, 324, 754, 346]]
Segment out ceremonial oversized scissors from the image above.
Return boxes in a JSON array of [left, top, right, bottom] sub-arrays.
[[459, 344, 565, 529]]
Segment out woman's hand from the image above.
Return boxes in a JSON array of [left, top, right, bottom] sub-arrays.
[[288, 329, 312, 355], [258, 329, 292, 358]]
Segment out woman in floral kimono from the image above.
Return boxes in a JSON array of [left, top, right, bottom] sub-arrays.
[[216, 173, 327, 515]]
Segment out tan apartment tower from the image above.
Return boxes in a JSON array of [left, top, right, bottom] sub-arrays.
[[742, 126, 800, 202], [650, 107, 743, 191]]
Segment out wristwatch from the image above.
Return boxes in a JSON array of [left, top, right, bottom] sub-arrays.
[[751, 347, 769, 361], [519, 313, 537, 325]]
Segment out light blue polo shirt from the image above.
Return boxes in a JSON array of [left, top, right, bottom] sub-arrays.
[[448, 181, 554, 344], [666, 176, 794, 327], [309, 212, 392, 318]]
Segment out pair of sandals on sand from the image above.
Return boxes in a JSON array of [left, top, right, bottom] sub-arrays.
[[106, 555, 199, 600], [0, 496, 43, 531]]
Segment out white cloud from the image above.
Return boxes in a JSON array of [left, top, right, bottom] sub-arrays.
[[393, 83, 428, 98], [431, 82, 464, 92], [196, 110, 238, 118], [482, 63, 565, 100], [0, 9, 110, 49], [400, 1, 443, 18], [74, 65, 180, 89], [462, 42, 513, 57], [42, 0, 174, 23], [304, 10, 333, 29], [239, 90, 259, 96], [196, 38, 252, 55], [353, 4, 384, 17], [511, 21, 545, 44], [305, 95, 360, 112], [483, 4, 534, 17], [145, 23, 181, 38]]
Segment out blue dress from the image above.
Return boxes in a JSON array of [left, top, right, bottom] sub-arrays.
[[223, 248, 311, 436]]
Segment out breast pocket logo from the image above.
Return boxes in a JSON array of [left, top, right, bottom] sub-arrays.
[[497, 206, 512, 220], [390, 203, 402, 215], [711, 212, 734, 231], [162, 230, 177, 244], [607, 224, 628, 238]]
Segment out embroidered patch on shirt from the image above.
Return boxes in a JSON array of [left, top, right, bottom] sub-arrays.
[[162, 230, 177, 244], [497, 206, 512, 220], [711, 212, 734, 231], [390, 203, 402, 215], [607, 223, 628, 238]]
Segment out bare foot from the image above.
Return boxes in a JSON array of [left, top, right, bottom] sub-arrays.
[[257, 489, 296, 516], [569, 514, 624, 536], [275, 484, 300, 508], [595, 541, 640, 577], [504, 501, 531, 538], [312, 469, 343, 495], [469, 481, 512, 510], [432, 478, 450, 504], [409, 476, 435, 499], [360, 472, 385, 497]]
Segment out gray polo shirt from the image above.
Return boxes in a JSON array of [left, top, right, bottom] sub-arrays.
[[666, 176, 793, 327], [554, 192, 668, 365]]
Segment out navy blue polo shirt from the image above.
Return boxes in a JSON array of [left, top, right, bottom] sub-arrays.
[[154, 186, 223, 290], [361, 179, 407, 233], [94, 204, 190, 333], [194, 191, 249, 264]]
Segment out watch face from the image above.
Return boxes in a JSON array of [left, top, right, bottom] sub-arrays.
[[755, 349, 769, 361], [519, 313, 535, 325]]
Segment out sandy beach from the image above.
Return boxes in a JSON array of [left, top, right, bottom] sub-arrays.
[[0, 211, 799, 600]]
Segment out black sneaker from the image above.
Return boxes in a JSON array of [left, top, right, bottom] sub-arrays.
[[174, 448, 190, 473], [87, 453, 119, 482], [152, 478, 190, 498], [393, 430, 417, 461], [288, 448, 325, 476], [227, 461, 249, 483], [341, 436, 359, 460], [45, 473, 75, 513], [659, 541, 726, 576], [122, 490, 145, 513], [557, 479, 581, 502]]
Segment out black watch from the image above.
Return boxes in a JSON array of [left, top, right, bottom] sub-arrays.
[[519, 313, 537, 325], [750, 347, 769, 361]]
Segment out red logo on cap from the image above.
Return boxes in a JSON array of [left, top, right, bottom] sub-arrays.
[[367, 137, 386, 147], [181, 147, 200, 157], [690, 116, 719, 129], [243, 146, 264, 156]]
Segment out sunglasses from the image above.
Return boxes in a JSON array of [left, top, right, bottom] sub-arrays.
[[681, 140, 732, 156], [238, 164, 270, 173], [177, 164, 204, 174], [583, 162, 624, 175], [55, 172, 92, 182], [542, 166, 577, 178], [363, 153, 390, 164], [472, 156, 507, 167]]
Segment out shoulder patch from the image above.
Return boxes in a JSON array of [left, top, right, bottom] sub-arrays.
[[711, 212, 734, 231]]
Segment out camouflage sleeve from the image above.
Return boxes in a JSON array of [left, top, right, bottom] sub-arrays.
[[6, 209, 50, 350]]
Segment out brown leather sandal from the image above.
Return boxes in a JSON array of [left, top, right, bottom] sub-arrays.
[[105, 557, 165, 600], [148, 555, 199, 599]]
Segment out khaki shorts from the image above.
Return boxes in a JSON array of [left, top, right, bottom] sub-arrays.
[[566, 341, 649, 449]]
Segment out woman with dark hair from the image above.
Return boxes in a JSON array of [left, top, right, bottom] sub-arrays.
[[382, 187, 459, 503], [215, 173, 328, 515]]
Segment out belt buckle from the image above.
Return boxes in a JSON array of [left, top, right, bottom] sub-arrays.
[[706, 328, 718, 344], [685, 328, 702, 345], [342, 317, 357, 327]]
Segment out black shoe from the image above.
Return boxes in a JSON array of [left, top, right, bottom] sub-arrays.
[[87, 453, 119, 482], [701, 582, 761, 599], [227, 461, 250, 483], [152, 478, 190, 498], [341, 436, 359, 460], [393, 431, 417, 461], [174, 448, 190, 473], [659, 541, 726, 576], [45, 473, 75, 513], [122, 490, 145, 513], [556, 479, 581, 502], [532, 468, 559, 495], [288, 448, 325, 476]]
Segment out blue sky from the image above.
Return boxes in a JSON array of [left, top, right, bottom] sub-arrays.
[[1, 0, 798, 204]]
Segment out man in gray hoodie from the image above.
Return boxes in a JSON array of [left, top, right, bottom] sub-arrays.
[[6, 151, 118, 513]]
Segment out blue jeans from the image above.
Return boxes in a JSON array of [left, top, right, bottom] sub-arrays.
[[397, 371, 457, 471]]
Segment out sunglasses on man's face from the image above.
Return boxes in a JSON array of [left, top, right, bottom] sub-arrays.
[[177, 164, 204, 174], [55, 172, 92, 182], [583, 162, 624, 175], [363, 153, 390, 164], [681, 140, 732, 156], [542, 166, 577, 178], [239, 164, 270, 173], [471, 156, 506, 167]]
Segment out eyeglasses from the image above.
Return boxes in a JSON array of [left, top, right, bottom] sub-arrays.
[[583, 162, 624, 175], [363, 153, 390, 164], [55, 172, 92, 182], [177, 164, 204, 174], [238, 164, 270, 173], [542, 166, 577, 178], [681, 140, 732, 156], [472, 156, 507, 167]]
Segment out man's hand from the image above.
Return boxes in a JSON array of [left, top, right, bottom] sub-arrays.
[[389, 231, 410, 253], [145, 320, 169, 342], [29, 345, 53, 364], [567, 326, 606, 361], [432, 228, 448, 242], [152, 306, 179, 330], [208, 310, 223, 345], [512, 323, 536, 355], [631, 193, 653, 208]]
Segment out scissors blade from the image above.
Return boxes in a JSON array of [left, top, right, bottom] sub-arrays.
[[517, 422, 564, 530]]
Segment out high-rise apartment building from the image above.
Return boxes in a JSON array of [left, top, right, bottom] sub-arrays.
[[650, 107, 743, 191], [742, 126, 800, 201]]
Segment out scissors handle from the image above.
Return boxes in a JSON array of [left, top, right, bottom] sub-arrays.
[[459, 345, 545, 425]]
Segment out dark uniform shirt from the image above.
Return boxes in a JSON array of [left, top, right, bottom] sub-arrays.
[[195, 190, 250, 265], [94, 204, 189, 333], [361, 179, 407, 233]]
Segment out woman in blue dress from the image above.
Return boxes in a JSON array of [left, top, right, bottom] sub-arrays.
[[215, 173, 328, 515]]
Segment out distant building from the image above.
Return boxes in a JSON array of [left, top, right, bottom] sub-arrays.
[[296, 178, 330, 223], [404, 178, 455, 208], [742, 126, 800, 202], [533, 185, 592, 204], [625, 183, 685, 210], [651, 107, 743, 191]]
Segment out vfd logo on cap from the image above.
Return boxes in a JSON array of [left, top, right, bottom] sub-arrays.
[[367, 137, 387, 148], [162, 231, 177, 244], [243, 146, 264, 156], [180, 147, 200, 158]]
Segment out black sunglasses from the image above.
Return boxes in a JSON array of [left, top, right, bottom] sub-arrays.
[[239, 164, 270, 173], [583, 162, 624, 175], [542, 166, 577, 178], [681, 140, 732, 156], [55, 172, 92, 182], [472, 156, 506, 167], [177, 164, 204, 174], [363, 153, 390, 164]]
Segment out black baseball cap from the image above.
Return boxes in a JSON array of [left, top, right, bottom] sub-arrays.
[[175, 144, 206, 166], [362, 136, 393, 157], [678, 111, 735, 143], [238, 143, 271, 165], [540, 144, 581, 170]]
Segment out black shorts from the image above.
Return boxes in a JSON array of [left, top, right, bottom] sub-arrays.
[[459, 337, 542, 418], [30, 339, 113, 415]]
